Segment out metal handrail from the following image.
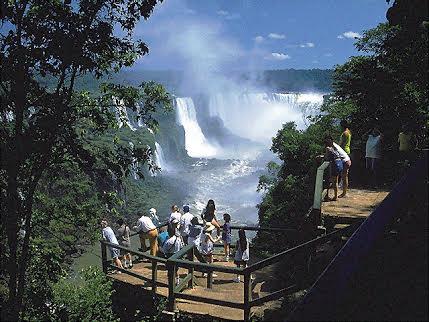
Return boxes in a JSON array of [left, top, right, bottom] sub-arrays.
[[313, 161, 330, 210]]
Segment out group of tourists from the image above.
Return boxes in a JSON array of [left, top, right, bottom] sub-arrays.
[[322, 120, 418, 200], [100, 200, 250, 283]]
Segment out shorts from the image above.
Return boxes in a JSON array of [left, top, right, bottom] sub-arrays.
[[331, 159, 343, 176], [222, 233, 232, 244], [109, 247, 120, 259]]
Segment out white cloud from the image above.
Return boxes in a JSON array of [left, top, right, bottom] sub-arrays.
[[268, 33, 286, 40], [254, 35, 264, 43], [217, 10, 229, 16], [299, 42, 315, 48], [338, 31, 362, 39], [265, 52, 291, 60], [324, 53, 333, 57]]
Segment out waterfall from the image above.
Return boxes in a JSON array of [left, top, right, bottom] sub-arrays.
[[208, 92, 323, 143], [114, 97, 136, 131], [175, 97, 217, 158], [154, 142, 169, 172], [136, 104, 145, 127], [128, 142, 139, 180]]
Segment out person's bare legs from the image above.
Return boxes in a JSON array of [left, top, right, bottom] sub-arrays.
[[339, 168, 349, 197], [330, 175, 338, 200], [224, 241, 230, 260], [212, 218, 221, 236], [126, 253, 133, 268], [114, 257, 123, 270]]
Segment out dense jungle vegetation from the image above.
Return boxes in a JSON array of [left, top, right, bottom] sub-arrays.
[[0, 0, 427, 321], [253, 0, 428, 254]]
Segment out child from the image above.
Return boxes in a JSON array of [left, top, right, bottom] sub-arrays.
[[200, 222, 220, 277], [233, 229, 250, 283], [222, 213, 232, 261], [157, 226, 169, 257]]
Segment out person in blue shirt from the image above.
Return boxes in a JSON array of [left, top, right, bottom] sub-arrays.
[[157, 226, 169, 256]]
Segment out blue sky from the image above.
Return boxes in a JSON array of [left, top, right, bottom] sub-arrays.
[[133, 0, 391, 70]]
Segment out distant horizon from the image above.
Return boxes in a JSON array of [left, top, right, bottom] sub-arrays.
[[123, 67, 334, 73]]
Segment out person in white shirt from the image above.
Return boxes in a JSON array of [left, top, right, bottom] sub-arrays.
[[101, 220, 123, 272], [169, 205, 181, 223], [149, 207, 160, 225], [179, 205, 194, 244], [364, 127, 383, 187], [333, 142, 351, 198], [133, 212, 158, 256], [162, 225, 184, 285]]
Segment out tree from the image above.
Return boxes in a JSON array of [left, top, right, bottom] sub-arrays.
[[255, 0, 428, 253], [0, 1, 170, 320], [331, 0, 428, 148], [52, 266, 116, 322]]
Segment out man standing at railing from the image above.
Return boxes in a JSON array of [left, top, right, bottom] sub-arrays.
[[133, 212, 158, 256], [101, 220, 124, 272]]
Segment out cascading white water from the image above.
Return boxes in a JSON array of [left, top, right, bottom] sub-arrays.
[[175, 97, 217, 158], [114, 98, 136, 131], [208, 92, 323, 143], [128, 141, 139, 180], [154, 142, 169, 172]]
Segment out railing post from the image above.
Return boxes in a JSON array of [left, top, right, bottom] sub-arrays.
[[101, 241, 108, 274], [244, 272, 252, 321], [187, 246, 194, 289], [151, 259, 158, 296], [207, 271, 213, 289], [167, 261, 177, 312], [313, 161, 330, 211]]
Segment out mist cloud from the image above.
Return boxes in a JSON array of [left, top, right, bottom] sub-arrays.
[[268, 33, 286, 40], [265, 52, 291, 60]]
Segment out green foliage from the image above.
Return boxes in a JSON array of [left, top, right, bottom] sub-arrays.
[[253, 120, 336, 254], [254, 0, 428, 256], [1, 1, 169, 320], [331, 0, 428, 148], [52, 267, 117, 322]]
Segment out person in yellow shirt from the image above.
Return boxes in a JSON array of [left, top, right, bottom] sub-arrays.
[[339, 120, 351, 155], [398, 126, 415, 164]]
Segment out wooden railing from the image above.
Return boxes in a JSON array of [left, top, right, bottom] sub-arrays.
[[101, 213, 358, 320]]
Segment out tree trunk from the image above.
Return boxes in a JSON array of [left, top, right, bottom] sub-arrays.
[[5, 168, 21, 322]]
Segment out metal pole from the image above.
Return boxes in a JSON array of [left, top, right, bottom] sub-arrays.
[[101, 241, 107, 274], [244, 272, 252, 321]]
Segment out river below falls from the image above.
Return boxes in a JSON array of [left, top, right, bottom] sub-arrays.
[[71, 151, 273, 274]]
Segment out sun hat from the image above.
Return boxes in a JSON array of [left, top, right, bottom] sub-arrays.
[[204, 222, 215, 232], [149, 208, 156, 215]]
